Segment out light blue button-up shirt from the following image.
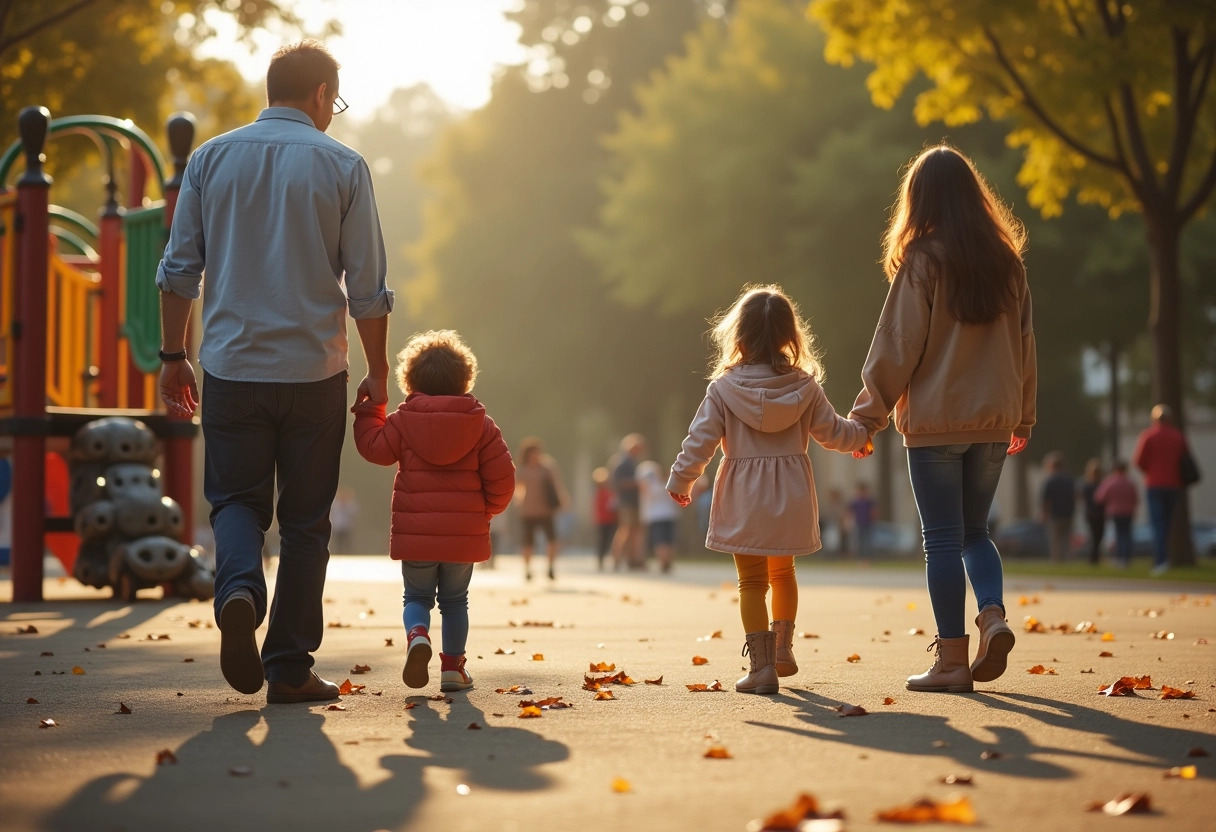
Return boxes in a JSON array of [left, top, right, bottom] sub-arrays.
[[156, 107, 394, 383]]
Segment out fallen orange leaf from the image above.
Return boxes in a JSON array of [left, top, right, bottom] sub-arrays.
[[1086, 793, 1151, 816], [836, 704, 867, 717], [1160, 685, 1196, 700], [155, 749, 176, 765], [26, 698, 38, 704], [495, 685, 532, 695], [941, 773, 974, 785], [532, 654, 544, 661], [846, 654, 861, 663], [1163, 765, 1197, 779], [1187, 747, 1209, 757], [428, 694, 453, 702], [71, 666, 85, 675], [692, 656, 709, 665], [385, 638, 394, 647], [39, 718, 57, 728], [704, 744, 732, 759], [1098, 680, 1139, 697], [754, 792, 845, 831], [799, 632, 821, 639], [494, 648, 515, 655], [467, 723, 481, 730], [326, 704, 345, 711], [404, 702, 417, 710], [590, 662, 616, 672], [1152, 631, 1175, 640], [710, 630, 723, 639], [518, 706, 543, 718], [875, 795, 976, 824], [883, 697, 896, 705], [1027, 665, 1057, 675], [115, 703, 132, 714], [1101, 632, 1115, 642], [594, 689, 615, 700], [686, 681, 725, 692], [611, 777, 631, 793], [337, 679, 367, 695], [908, 628, 925, 636], [1099, 651, 1114, 657], [645, 676, 664, 685], [1075, 621, 1098, 633], [351, 663, 371, 674], [1123, 675, 1153, 689], [1023, 616, 1046, 633]]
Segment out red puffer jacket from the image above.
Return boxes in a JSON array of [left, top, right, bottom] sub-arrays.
[[353, 394, 515, 562]]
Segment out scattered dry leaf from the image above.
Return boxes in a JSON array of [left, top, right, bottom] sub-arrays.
[[115, 703, 132, 714], [686, 681, 725, 692], [518, 706, 543, 718], [1152, 631, 1175, 640], [182, 658, 194, 663], [1099, 651, 1114, 657], [156, 749, 176, 765], [1101, 632, 1115, 642], [692, 656, 709, 665], [704, 745, 732, 759], [883, 697, 896, 705], [16, 625, 38, 634], [1027, 665, 1057, 675], [875, 795, 976, 824], [1075, 621, 1098, 634], [979, 750, 1002, 760], [846, 654, 861, 663], [1086, 793, 1151, 816], [428, 695, 453, 703], [145, 634, 171, 641], [495, 685, 533, 695], [645, 676, 664, 686], [908, 628, 925, 636], [1023, 616, 1046, 633], [612, 777, 631, 793], [404, 703, 418, 710], [836, 704, 868, 717], [532, 654, 544, 661], [326, 704, 346, 711], [326, 621, 350, 629], [1163, 766, 1196, 779], [1187, 747, 1209, 757], [71, 666, 85, 675], [941, 773, 973, 785], [799, 632, 821, 639], [467, 723, 482, 730], [594, 689, 615, 701], [590, 662, 616, 672], [1160, 685, 1196, 700], [39, 651, 53, 656], [385, 638, 394, 647], [39, 718, 57, 728], [26, 698, 38, 704], [755, 792, 845, 831], [494, 648, 515, 655], [351, 664, 371, 674], [338, 679, 366, 695]]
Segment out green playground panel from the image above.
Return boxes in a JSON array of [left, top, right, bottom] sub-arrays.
[[122, 205, 166, 373]]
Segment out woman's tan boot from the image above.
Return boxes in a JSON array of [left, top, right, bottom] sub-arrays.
[[970, 605, 1015, 683], [771, 620, 798, 677], [906, 635, 973, 693], [736, 631, 779, 694]]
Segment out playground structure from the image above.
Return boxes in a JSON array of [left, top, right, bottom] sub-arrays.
[[0, 106, 201, 602]]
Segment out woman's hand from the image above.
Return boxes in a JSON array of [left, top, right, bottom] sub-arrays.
[[669, 490, 692, 507], [1007, 435, 1028, 456], [852, 437, 875, 460]]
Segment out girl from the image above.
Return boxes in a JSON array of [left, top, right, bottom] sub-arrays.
[[667, 285, 869, 694], [352, 330, 515, 691], [850, 145, 1035, 693]]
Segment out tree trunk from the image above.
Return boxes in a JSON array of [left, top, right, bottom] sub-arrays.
[[1145, 213, 1195, 567]]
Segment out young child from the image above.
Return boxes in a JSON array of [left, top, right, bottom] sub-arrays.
[[352, 330, 515, 692], [592, 466, 617, 571], [667, 285, 869, 694]]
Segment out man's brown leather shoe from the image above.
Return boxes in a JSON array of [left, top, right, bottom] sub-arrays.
[[266, 671, 340, 704]]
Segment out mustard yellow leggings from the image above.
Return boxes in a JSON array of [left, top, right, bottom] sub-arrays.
[[733, 555, 797, 633]]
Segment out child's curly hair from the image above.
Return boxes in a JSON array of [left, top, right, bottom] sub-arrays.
[[396, 330, 478, 396]]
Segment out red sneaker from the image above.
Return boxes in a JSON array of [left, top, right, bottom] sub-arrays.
[[402, 625, 432, 689], [440, 652, 473, 692]]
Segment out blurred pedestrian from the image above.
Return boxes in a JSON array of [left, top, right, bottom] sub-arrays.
[[849, 482, 877, 559], [1080, 459, 1105, 565], [826, 487, 851, 555], [610, 434, 646, 570], [1095, 460, 1138, 568], [1041, 454, 1076, 563], [514, 437, 568, 582], [849, 145, 1034, 693], [592, 466, 617, 571], [1133, 404, 1189, 576], [638, 459, 678, 573], [329, 487, 359, 554]]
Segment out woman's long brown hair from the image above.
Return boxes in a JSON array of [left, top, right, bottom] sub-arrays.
[[884, 145, 1027, 325]]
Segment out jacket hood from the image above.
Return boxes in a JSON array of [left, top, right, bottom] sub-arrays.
[[396, 394, 486, 465], [715, 365, 818, 433]]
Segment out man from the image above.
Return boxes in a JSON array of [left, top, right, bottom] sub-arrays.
[[1133, 404, 1187, 576], [156, 41, 393, 703], [1040, 453, 1076, 563]]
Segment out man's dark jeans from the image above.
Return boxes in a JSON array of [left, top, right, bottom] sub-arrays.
[[203, 370, 347, 685]]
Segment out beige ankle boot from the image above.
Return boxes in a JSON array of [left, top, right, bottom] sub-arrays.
[[906, 635, 973, 693], [971, 605, 1015, 683], [771, 620, 797, 677], [736, 631, 779, 694]]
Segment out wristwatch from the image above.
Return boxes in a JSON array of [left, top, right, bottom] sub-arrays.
[[158, 349, 188, 362]]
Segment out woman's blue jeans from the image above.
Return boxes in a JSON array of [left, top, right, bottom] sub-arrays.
[[907, 443, 1008, 639], [402, 561, 475, 656]]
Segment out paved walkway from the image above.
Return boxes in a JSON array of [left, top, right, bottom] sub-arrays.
[[2, 555, 1214, 831]]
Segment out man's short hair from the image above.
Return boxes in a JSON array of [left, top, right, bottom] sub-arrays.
[[267, 40, 340, 103], [396, 330, 477, 396]]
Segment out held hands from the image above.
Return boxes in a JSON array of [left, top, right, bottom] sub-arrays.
[[669, 490, 692, 508], [1007, 435, 1028, 456], [159, 360, 198, 417], [352, 373, 389, 412], [851, 437, 875, 460]]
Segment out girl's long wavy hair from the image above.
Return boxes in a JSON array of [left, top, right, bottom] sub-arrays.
[[885, 145, 1027, 324], [708, 284, 824, 380]]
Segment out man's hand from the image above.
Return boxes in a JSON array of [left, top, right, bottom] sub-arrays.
[[160, 360, 199, 417], [353, 373, 388, 409], [852, 437, 875, 460], [669, 490, 692, 507], [1007, 435, 1028, 456]]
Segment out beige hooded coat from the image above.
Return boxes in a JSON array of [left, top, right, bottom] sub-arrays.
[[667, 364, 868, 556]]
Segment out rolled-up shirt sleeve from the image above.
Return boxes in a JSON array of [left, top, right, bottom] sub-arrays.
[[341, 159, 394, 319], [155, 160, 205, 299]]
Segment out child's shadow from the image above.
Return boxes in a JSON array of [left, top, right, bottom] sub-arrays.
[[749, 689, 1073, 780], [387, 696, 569, 791]]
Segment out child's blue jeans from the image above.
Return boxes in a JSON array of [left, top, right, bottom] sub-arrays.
[[906, 443, 1007, 639], [401, 561, 474, 656]]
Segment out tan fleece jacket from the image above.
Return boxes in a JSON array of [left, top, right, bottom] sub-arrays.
[[849, 251, 1037, 447]]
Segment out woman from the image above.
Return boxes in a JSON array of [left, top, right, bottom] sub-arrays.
[[514, 437, 568, 582], [1081, 459, 1106, 565], [850, 145, 1036, 693]]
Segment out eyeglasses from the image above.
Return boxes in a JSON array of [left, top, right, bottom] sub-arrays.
[[333, 95, 348, 115]]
